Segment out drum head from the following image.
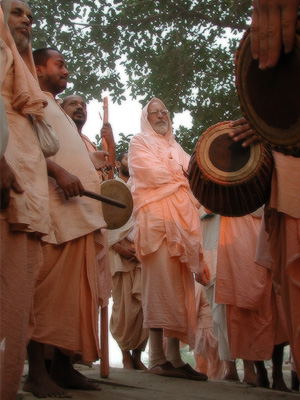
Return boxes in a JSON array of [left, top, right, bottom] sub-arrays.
[[100, 179, 133, 230], [189, 121, 273, 217], [195, 122, 262, 183], [235, 27, 300, 156]]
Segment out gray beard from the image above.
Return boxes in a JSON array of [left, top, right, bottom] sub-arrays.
[[13, 35, 30, 53], [153, 123, 168, 136]]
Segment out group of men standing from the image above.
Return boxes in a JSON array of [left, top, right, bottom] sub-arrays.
[[1, 0, 300, 399]]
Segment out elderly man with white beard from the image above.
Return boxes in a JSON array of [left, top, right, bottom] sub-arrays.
[[128, 97, 209, 380]]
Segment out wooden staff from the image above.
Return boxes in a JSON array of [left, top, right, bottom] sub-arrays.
[[102, 97, 109, 152], [100, 96, 110, 378], [100, 306, 109, 378]]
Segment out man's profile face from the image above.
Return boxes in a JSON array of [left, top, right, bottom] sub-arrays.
[[38, 50, 69, 95], [7, 0, 33, 52], [147, 100, 169, 136], [63, 95, 87, 125]]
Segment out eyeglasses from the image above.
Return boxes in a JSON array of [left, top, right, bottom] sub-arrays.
[[148, 109, 169, 116]]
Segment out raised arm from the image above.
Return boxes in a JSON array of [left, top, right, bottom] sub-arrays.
[[101, 123, 115, 179]]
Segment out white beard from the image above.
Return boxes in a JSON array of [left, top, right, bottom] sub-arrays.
[[153, 122, 168, 136]]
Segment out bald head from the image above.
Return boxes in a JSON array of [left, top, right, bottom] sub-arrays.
[[5, 0, 33, 53]]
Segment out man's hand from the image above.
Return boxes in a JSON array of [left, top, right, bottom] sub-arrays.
[[0, 156, 23, 209], [112, 242, 139, 262], [251, 0, 300, 69], [228, 117, 259, 147], [101, 123, 115, 147], [46, 159, 84, 200], [89, 151, 111, 174], [195, 265, 211, 286]]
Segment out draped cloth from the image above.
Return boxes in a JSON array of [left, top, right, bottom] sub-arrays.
[[129, 99, 204, 274], [129, 99, 205, 347], [194, 282, 226, 379], [0, 9, 50, 400], [108, 178, 148, 351], [256, 150, 300, 376], [30, 233, 100, 361], [215, 214, 287, 361], [199, 208, 231, 361]]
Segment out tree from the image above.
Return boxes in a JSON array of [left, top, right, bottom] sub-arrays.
[[94, 132, 132, 154], [30, 0, 252, 153]]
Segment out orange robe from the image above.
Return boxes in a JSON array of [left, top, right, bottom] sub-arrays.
[[129, 99, 205, 347], [256, 151, 300, 376], [0, 11, 51, 400], [215, 213, 287, 361], [108, 178, 148, 352], [29, 94, 106, 361]]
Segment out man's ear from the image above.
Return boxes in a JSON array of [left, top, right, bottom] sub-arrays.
[[116, 161, 121, 169], [35, 65, 44, 78]]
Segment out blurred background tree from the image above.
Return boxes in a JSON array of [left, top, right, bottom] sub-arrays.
[[29, 0, 251, 153]]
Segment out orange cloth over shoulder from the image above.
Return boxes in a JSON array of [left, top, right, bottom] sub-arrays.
[[128, 98, 204, 274]]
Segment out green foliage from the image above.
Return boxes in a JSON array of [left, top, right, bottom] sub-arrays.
[[29, 0, 252, 152], [115, 132, 133, 154], [94, 132, 132, 154]]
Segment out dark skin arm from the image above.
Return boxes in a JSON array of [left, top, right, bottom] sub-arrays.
[[46, 159, 84, 200], [0, 156, 23, 209]]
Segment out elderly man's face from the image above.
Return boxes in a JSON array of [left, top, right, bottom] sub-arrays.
[[147, 100, 169, 136], [7, 0, 33, 53]]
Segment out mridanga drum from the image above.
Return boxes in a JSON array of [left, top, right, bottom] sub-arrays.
[[188, 122, 273, 217], [100, 179, 133, 229], [235, 21, 300, 157]]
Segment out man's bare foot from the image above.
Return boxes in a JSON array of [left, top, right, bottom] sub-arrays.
[[223, 361, 240, 381], [243, 360, 256, 384], [50, 364, 101, 391], [255, 369, 270, 388], [272, 376, 292, 392], [132, 349, 147, 370], [72, 364, 102, 384], [23, 374, 72, 398], [122, 350, 135, 370], [132, 357, 148, 371], [223, 371, 240, 381]]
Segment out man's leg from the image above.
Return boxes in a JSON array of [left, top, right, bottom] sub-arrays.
[[132, 348, 147, 370], [0, 221, 40, 400], [224, 360, 240, 381], [23, 340, 72, 398], [243, 360, 256, 384], [272, 343, 290, 392]]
